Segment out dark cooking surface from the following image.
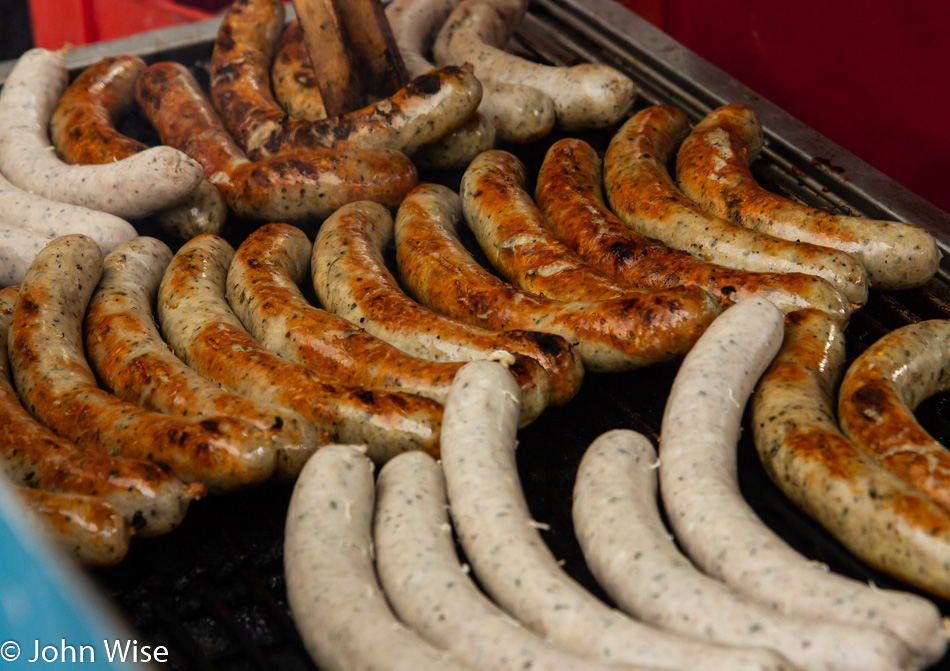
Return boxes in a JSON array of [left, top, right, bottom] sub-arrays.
[[4, 1, 949, 668]]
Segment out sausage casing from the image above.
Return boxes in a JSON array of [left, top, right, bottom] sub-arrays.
[[313, 199, 583, 406]]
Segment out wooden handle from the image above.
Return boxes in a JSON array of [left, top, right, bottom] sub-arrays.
[[333, 0, 409, 98], [291, 0, 362, 117]]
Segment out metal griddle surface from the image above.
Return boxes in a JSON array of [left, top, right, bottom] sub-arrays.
[[4, 2, 950, 669]]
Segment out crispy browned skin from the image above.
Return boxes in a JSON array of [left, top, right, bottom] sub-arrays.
[[753, 310, 950, 600], [49, 55, 147, 163], [85, 237, 322, 479], [462, 149, 641, 301], [136, 61, 416, 222], [314, 201, 581, 406], [7, 235, 278, 491], [159, 234, 444, 463], [0, 285, 200, 536], [839, 320, 950, 511], [272, 21, 327, 121], [49, 55, 226, 239], [599, 106, 868, 304], [541, 138, 852, 321], [395, 183, 720, 373], [675, 104, 940, 290], [211, 0, 481, 160], [17, 488, 133, 566], [227, 223, 550, 424], [290, 0, 361, 115]]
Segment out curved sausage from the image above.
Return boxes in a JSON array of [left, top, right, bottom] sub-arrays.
[[16, 488, 132, 566], [313, 200, 583, 406], [539, 137, 853, 319], [658, 296, 920, 668], [839, 320, 950, 510], [387, 0, 562, 154], [375, 450, 664, 671], [439, 360, 797, 671], [753, 309, 950, 660], [574, 428, 944, 671], [599, 106, 869, 303], [284, 443, 470, 671], [227, 222, 549, 424], [0, 48, 204, 220], [0, 224, 53, 288], [85, 236, 320, 479], [49, 55, 226, 240], [158, 234, 444, 464], [0, 167, 137, 255], [432, 0, 635, 130], [136, 61, 417, 222], [210, 0, 482, 161], [462, 149, 667, 301], [0, 285, 200, 537], [675, 104, 940, 290], [273, 9, 496, 169], [7, 234, 278, 491], [395, 183, 720, 372]]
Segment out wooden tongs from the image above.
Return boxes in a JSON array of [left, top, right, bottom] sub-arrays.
[[291, 0, 409, 117]]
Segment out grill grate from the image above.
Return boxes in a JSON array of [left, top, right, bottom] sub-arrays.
[[3, 1, 949, 668]]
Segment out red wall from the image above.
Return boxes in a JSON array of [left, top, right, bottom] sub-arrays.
[[619, 0, 950, 216]]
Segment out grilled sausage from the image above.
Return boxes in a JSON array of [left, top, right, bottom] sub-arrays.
[[16, 488, 132, 566], [271, 17, 493, 170], [136, 61, 417, 222], [85, 236, 320, 479], [284, 443, 470, 671], [676, 104, 940, 290], [432, 0, 635, 130], [227, 222, 549, 424], [439, 360, 797, 671], [395, 183, 720, 372], [0, 167, 137, 255], [0, 48, 204, 220], [375, 450, 664, 671], [271, 21, 327, 122], [313, 200, 583, 406], [49, 55, 226, 240], [0, 285, 200, 536], [539, 137, 853, 319], [658, 296, 920, 669], [598, 106, 869, 303], [210, 0, 482, 161], [753, 309, 950, 660], [158, 234, 443, 464], [385, 0, 555, 145], [0, 224, 53, 288], [462, 149, 651, 300], [7, 234, 278, 491], [839, 320, 950, 511], [574, 428, 944, 671]]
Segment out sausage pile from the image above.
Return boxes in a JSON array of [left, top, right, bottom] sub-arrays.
[[2, 0, 950, 665]]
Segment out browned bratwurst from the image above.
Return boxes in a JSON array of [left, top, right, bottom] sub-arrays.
[[271, 21, 326, 122], [675, 104, 940, 290], [136, 61, 417, 222], [0, 285, 200, 536], [48, 55, 226, 239], [538, 137, 852, 320], [158, 234, 444, 464], [599, 106, 868, 304], [227, 223, 551, 424], [395, 183, 720, 372], [313, 200, 583, 406], [17, 487, 133, 566], [210, 0, 482, 161], [7, 235, 278, 491]]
